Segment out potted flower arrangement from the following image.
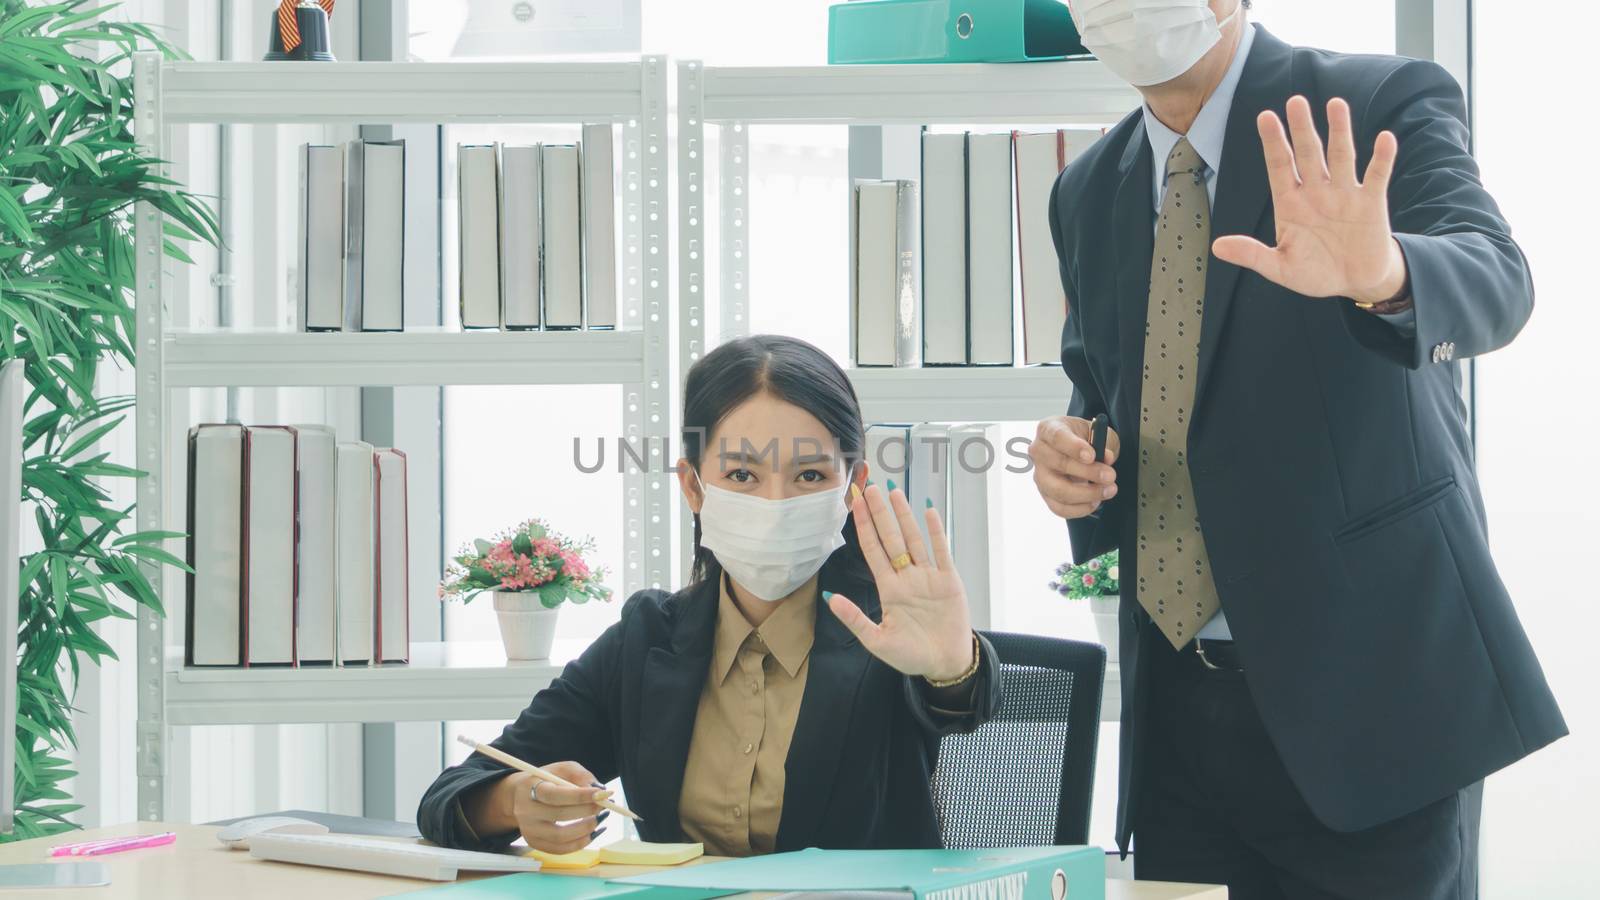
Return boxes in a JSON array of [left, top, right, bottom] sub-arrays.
[[439, 519, 613, 660], [1048, 549, 1121, 663]]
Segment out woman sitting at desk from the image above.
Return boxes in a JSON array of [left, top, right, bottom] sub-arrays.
[[417, 334, 1001, 856]]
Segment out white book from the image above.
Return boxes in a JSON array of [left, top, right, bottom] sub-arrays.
[[1014, 130, 1101, 365], [541, 144, 583, 330], [499, 145, 543, 330], [967, 133, 1015, 366], [458, 144, 502, 329], [187, 424, 244, 666], [948, 423, 1006, 630], [851, 180, 920, 367], [864, 424, 913, 495], [909, 423, 951, 549], [297, 144, 344, 332], [294, 425, 337, 665], [1013, 131, 1066, 366], [0, 362, 18, 830], [921, 133, 968, 365], [335, 441, 376, 666], [374, 449, 409, 664], [582, 124, 618, 330], [244, 426, 297, 666], [346, 140, 406, 332]]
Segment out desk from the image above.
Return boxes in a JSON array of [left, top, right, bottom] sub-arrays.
[[0, 823, 1226, 900]]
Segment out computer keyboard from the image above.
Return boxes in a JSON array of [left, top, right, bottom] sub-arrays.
[[248, 831, 539, 881]]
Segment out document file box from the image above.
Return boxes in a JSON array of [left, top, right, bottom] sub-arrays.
[[828, 0, 1088, 65]]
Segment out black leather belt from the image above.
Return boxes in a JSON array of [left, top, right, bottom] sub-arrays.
[[1191, 638, 1244, 672]]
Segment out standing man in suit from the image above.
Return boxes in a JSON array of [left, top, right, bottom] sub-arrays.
[[1030, 1, 1567, 897]]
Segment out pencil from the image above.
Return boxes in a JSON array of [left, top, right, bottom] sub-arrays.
[[455, 734, 642, 822]]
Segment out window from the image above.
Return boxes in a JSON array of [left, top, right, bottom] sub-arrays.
[[1473, 4, 1597, 895]]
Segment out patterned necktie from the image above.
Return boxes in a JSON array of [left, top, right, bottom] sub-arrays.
[[1136, 137, 1220, 650], [278, 0, 335, 53]]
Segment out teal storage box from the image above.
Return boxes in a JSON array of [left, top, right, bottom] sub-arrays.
[[616, 845, 1107, 900], [828, 0, 1088, 65]]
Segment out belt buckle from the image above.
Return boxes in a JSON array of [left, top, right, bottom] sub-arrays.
[[1194, 639, 1234, 671]]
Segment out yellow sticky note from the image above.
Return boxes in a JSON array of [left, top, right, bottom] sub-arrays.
[[597, 839, 704, 866], [526, 847, 601, 869]]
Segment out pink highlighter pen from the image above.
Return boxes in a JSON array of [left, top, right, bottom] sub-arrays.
[[49, 831, 176, 857]]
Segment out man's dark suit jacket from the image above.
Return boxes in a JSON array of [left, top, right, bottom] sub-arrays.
[[416, 566, 1002, 851], [1049, 25, 1566, 850]]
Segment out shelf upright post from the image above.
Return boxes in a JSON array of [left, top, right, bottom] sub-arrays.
[[640, 55, 672, 593], [718, 120, 750, 342], [621, 83, 647, 597], [675, 60, 706, 584], [132, 50, 167, 823]]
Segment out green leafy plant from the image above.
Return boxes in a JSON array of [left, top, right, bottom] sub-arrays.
[[1, 1, 217, 839], [1049, 549, 1120, 600], [440, 518, 614, 608]]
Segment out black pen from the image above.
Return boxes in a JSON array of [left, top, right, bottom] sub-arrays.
[[1090, 413, 1109, 464]]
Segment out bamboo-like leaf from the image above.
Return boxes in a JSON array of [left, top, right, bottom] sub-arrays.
[[0, 185, 34, 242], [112, 529, 185, 547], [119, 543, 191, 573], [57, 414, 122, 461]]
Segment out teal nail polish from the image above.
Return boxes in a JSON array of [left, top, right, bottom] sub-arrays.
[[866, 478, 875, 487], [886, 479, 896, 491], [821, 590, 833, 601], [925, 498, 933, 508]]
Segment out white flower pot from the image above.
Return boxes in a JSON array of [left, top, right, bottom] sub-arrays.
[[1089, 594, 1120, 665], [492, 592, 561, 661]]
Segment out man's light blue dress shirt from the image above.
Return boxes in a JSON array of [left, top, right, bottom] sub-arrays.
[[1136, 23, 1414, 640]]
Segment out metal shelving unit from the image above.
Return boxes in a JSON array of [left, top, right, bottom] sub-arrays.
[[163, 641, 580, 727], [676, 58, 1139, 368], [673, 57, 1140, 611], [132, 54, 672, 822]]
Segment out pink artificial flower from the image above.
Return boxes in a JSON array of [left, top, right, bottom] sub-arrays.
[[1082, 574, 1096, 587], [1088, 559, 1101, 571]]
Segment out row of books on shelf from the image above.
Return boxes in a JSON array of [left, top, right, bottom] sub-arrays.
[[850, 128, 1102, 369], [867, 422, 1008, 628], [297, 125, 617, 334], [186, 424, 410, 668]]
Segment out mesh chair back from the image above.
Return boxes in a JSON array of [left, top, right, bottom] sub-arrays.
[[931, 631, 1106, 848]]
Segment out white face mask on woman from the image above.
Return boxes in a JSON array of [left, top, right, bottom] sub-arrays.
[[1070, 0, 1240, 87], [693, 468, 853, 603]]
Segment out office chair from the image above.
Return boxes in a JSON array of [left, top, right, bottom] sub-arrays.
[[931, 631, 1106, 848]]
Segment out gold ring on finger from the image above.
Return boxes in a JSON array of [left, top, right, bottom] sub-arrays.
[[890, 552, 912, 571]]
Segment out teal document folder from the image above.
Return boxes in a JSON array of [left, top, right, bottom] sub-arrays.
[[828, 0, 1088, 65], [615, 846, 1105, 900], [397, 874, 738, 900]]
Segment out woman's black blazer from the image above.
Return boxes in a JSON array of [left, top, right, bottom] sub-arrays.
[[416, 571, 1002, 851]]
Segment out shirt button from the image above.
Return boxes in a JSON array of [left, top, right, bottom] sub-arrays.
[[749, 680, 759, 694], [732, 806, 743, 820], [742, 742, 754, 755]]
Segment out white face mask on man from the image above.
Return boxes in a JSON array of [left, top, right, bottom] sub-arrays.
[[693, 468, 854, 603], [1070, 0, 1240, 87]]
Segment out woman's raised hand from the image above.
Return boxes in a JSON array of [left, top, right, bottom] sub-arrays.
[[825, 483, 975, 681]]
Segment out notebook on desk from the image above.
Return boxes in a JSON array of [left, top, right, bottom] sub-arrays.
[[208, 809, 421, 838], [248, 832, 534, 882]]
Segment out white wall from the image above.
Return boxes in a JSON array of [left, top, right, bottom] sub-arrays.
[[1474, 2, 1600, 896]]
